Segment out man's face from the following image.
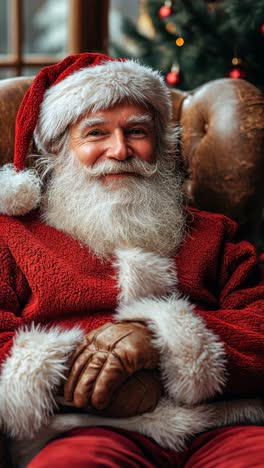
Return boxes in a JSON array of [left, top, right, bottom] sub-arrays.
[[69, 102, 156, 187], [41, 101, 185, 257]]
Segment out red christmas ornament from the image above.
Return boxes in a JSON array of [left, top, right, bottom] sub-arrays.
[[159, 5, 173, 18], [166, 70, 181, 86], [260, 252, 264, 263], [261, 23, 264, 36], [228, 67, 246, 79]]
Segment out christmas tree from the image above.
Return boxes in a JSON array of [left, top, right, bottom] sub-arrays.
[[110, 0, 264, 92]]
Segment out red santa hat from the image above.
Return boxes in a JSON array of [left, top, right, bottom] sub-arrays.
[[0, 52, 172, 217]]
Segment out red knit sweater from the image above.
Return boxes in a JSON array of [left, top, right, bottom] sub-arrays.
[[0, 207, 263, 399]]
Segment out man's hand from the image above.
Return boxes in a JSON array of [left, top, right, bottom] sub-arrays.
[[64, 321, 159, 410]]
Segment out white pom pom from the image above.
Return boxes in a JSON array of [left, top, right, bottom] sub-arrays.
[[0, 164, 41, 216]]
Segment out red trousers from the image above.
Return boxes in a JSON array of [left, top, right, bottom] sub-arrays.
[[28, 426, 264, 468]]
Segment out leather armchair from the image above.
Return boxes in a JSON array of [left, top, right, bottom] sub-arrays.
[[0, 76, 263, 243], [0, 76, 263, 466]]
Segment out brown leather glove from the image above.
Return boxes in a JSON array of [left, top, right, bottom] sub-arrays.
[[64, 321, 159, 410]]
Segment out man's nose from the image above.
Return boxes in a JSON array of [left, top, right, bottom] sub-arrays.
[[107, 130, 130, 161]]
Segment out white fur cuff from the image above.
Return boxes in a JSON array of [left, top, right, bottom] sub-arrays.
[[116, 294, 226, 404], [12, 397, 264, 466], [0, 324, 84, 439]]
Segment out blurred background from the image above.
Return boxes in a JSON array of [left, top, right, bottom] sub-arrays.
[[0, 0, 263, 92]]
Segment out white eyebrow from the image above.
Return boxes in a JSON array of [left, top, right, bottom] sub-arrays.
[[126, 114, 153, 124], [78, 117, 106, 132]]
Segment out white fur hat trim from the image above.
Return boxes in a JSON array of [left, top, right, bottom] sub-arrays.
[[34, 60, 172, 152]]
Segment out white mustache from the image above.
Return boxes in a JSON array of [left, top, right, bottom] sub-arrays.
[[83, 159, 158, 178]]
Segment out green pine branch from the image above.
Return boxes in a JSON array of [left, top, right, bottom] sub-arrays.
[[111, 0, 264, 90]]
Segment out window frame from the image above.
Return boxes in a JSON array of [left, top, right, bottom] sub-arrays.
[[0, 0, 109, 76]]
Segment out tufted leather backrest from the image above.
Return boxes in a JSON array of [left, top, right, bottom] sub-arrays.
[[172, 78, 264, 242], [0, 76, 263, 243]]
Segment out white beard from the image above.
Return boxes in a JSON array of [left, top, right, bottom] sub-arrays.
[[40, 150, 185, 258]]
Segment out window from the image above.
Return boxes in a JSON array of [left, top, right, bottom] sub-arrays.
[[0, 0, 109, 78], [108, 0, 140, 57]]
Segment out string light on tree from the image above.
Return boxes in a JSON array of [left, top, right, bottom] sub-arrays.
[[166, 64, 181, 87], [232, 57, 242, 66], [159, 1, 173, 19], [205, 0, 221, 13], [176, 37, 184, 47]]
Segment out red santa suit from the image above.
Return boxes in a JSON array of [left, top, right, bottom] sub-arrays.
[[0, 207, 263, 465], [0, 52, 263, 467]]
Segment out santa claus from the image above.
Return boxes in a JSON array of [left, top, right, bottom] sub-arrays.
[[0, 53, 263, 467]]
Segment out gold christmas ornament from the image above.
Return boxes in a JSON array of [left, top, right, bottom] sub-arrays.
[[138, 0, 156, 39]]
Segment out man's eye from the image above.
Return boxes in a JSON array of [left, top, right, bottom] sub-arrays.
[[87, 129, 103, 137], [128, 128, 146, 135]]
